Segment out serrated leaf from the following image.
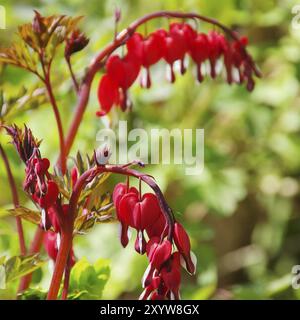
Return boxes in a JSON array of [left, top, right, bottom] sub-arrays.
[[74, 192, 114, 234], [0, 41, 39, 73], [5, 254, 45, 283], [18, 14, 82, 51], [79, 172, 111, 205], [8, 206, 41, 225], [0, 86, 46, 122], [5, 256, 21, 281], [1, 14, 82, 71]]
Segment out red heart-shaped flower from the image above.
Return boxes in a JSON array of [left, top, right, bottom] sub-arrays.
[[119, 192, 161, 230], [97, 74, 119, 116]]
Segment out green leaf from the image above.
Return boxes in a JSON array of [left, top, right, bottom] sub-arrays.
[[74, 201, 114, 234], [0, 13, 82, 72], [0, 86, 46, 122], [8, 206, 41, 225], [1, 254, 45, 285], [18, 288, 47, 300], [68, 257, 110, 300], [0, 41, 39, 73]]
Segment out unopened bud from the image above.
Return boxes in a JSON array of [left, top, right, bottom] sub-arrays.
[[65, 29, 89, 58], [95, 144, 111, 165]]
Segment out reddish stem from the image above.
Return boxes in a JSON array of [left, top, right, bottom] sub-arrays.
[[61, 254, 72, 300], [65, 55, 79, 93], [43, 73, 67, 175], [47, 231, 73, 300], [0, 144, 26, 255]]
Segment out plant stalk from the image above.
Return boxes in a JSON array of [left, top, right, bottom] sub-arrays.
[[47, 231, 73, 300], [0, 144, 26, 255]]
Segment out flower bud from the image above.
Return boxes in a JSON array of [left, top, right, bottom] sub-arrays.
[[65, 30, 89, 58]]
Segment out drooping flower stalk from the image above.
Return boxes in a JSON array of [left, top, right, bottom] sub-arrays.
[[47, 162, 187, 300], [63, 10, 261, 166]]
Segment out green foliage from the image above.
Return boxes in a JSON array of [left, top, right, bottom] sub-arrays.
[[0, 13, 82, 74], [67, 257, 110, 300], [18, 287, 47, 300], [0, 86, 46, 123], [0, 254, 45, 287], [8, 206, 41, 226]]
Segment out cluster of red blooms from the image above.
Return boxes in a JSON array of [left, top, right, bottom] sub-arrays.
[[4, 125, 76, 266], [6, 126, 195, 300], [97, 22, 259, 116], [113, 182, 196, 300]]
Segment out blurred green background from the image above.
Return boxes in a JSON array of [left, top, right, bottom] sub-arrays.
[[1, 0, 300, 299]]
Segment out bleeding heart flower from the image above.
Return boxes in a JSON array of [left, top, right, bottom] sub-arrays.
[[118, 192, 162, 254], [44, 231, 58, 261], [169, 22, 196, 74], [160, 252, 181, 300], [232, 36, 255, 91], [113, 183, 138, 247], [189, 33, 209, 82], [158, 28, 186, 82], [147, 237, 172, 270], [106, 55, 141, 89], [36, 180, 59, 209], [97, 74, 120, 116], [105, 54, 141, 110], [146, 213, 167, 239], [143, 237, 172, 286], [47, 207, 60, 233], [121, 193, 162, 230], [44, 231, 76, 266], [139, 275, 164, 300], [207, 31, 225, 78], [173, 222, 196, 275], [127, 32, 165, 88]]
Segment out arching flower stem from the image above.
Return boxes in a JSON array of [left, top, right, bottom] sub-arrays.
[[47, 163, 175, 300], [63, 10, 261, 166]]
